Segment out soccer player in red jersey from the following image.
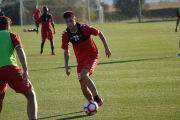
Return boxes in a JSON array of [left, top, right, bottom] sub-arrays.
[[0, 16, 37, 119], [33, 5, 41, 34], [175, 8, 180, 56], [38, 5, 55, 55], [61, 11, 111, 106]]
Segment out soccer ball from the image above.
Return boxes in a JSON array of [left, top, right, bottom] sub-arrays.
[[23, 29, 27, 32], [84, 100, 98, 116]]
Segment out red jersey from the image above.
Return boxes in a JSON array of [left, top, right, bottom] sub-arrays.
[[61, 23, 99, 63], [39, 14, 54, 31], [33, 9, 41, 21], [177, 10, 179, 18], [10, 32, 22, 48]]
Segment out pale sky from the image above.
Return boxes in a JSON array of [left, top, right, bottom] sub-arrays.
[[100, 0, 179, 5], [146, 0, 178, 3]]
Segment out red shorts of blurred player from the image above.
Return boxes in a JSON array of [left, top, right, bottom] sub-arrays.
[[0, 66, 32, 94], [77, 57, 99, 82], [41, 29, 54, 42]]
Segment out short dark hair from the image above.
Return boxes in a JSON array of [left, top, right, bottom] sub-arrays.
[[0, 16, 12, 29], [43, 5, 48, 9], [63, 11, 75, 19]]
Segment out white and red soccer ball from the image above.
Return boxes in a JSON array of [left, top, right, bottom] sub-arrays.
[[84, 100, 98, 116]]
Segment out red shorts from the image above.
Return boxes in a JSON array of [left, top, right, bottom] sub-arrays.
[[77, 57, 99, 82], [0, 66, 32, 94], [41, 29, 54, 41]]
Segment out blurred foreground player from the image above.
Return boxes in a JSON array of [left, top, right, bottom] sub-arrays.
[[61, 11, 111, 106], [0, 16, 38, 119]]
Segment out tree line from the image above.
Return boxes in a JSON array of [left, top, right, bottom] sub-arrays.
[[0, 0, 150, 25]]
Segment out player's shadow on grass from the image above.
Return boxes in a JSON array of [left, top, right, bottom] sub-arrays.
[[29, 56, 175, 71], [98, 56, 175, 65], [37, 110, 87, 120], [56, 115, 88, 120], [56, 56, 175, 68], [128, 19, 175, 24]]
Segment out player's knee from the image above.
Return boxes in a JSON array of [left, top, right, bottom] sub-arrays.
[[80, 73, 88, 80], [23, 88, 36, 98]]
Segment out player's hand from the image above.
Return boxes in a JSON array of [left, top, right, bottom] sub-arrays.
[[23, 71, 29, 85], [105, 47, 111, 58], [32, 16, 34, 21], [54, 30, 56, 34], [65, 66, 71, 76]]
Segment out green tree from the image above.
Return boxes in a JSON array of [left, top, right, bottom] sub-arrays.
[[39, 0, 87, 23], [2, 2, 20, 24], [113, 0, 149, 17], [2, 0, 18, 3], [101, 2, 109, 13]]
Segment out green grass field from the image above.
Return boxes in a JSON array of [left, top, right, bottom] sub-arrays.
[[1, 21, 180, 120]]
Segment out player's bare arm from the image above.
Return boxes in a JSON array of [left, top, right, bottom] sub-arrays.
[[32, 14, 35, 21], [98, 31, 111, 58], [15, 45, 29, 85], [175, 17, 179, 32], [51, 21, 55, 34], [64, 50, 71, 76]]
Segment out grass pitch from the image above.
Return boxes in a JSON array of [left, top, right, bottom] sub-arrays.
[[1, 21, 180, 120]]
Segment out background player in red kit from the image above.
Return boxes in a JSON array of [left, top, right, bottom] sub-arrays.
[[0, 16, 37, 119], [38, 5, 55, 55], [61, 11, 111, 106], [175, 8, 180, 56], [33, 5, 41, 34]]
